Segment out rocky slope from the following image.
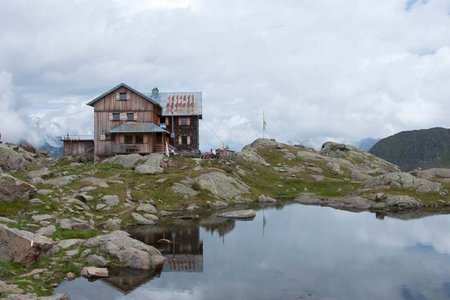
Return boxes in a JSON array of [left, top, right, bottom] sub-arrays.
[[0, 138, 450, 298], [369, 127, 450, 171]]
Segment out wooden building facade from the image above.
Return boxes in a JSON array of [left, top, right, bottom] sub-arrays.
[[84, 83, 202, 159]]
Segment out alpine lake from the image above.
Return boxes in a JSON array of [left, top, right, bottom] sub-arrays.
[[56, 203, 450, 300]]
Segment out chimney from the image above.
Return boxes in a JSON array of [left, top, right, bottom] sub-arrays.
[[152, 87, 159, 98]]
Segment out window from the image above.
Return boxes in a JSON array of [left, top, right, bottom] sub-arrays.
[[119, 92, 128, 100], [127, 113, 134, 121], [105, 133, 115, 141], [181, 117, 187, 125], [112, 113, 120, 121], [182, 136, 188, 145], [135, 134, 143, 144], [124, 135, 133, 144]]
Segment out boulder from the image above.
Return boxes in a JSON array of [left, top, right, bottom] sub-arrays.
[[102, 154, 145, 169], [84, 230, 165, 270], [195, 172, 250, 199], [385, 195, 422, 209], [80, 177, 109, 188], [27, 168, 53, 180], [132, 213, 156, 225], [0, 174, 36, 201], [257, 194, 277, 204], [211, 200, 228, 209], [44, 175, 78, 187], [136, 203, 157, 214], [100, 218, 122, 230], [135, 154, 164, 175], [31, 215, 56, 223], [36, 225, 56, 236], [187, 203, 200, 211], [58, 239, 84, 249], [0, 144, 33, 171], [86, 254, 109, 267], [171, 183, 199, 197], [363, 172, 442, 193], [218, 209, 256, 219], [80, 266, 109, 278], [101, 195, 120, 206], [0, 224, 53, 264]]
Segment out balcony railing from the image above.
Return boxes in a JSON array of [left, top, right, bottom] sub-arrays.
[[112, 144, 166, 154]]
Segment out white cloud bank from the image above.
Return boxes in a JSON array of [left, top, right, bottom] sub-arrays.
[[0, 0, 450, 150]]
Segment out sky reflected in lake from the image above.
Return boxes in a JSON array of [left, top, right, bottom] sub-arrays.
[[56, 204, 450, 300]]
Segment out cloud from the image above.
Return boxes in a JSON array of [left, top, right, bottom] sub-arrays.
[[0, 71, 38, 143], [1, 0, 450, 149]]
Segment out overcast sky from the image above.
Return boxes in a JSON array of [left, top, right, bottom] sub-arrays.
[[1, 0, 450, 150]]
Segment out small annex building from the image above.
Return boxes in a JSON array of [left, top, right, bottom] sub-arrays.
[[62, 83, 202, 159]]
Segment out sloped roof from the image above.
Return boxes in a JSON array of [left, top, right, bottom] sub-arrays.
[[87, 83, 161, 107], [148, 92, 202, 117], [110, 122, 168, 133]]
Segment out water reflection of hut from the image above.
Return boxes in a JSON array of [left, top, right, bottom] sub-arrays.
[[101, 267, 162, 294], [128, 224, 203, 273]]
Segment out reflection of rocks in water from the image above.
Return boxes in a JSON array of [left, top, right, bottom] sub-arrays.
[[200, 217, 236, 238], [373, 208, 450, 221], [101, 267, 162, 294], [127, 223, 203, 273]]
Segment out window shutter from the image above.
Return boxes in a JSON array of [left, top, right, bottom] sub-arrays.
[[187, 117, 191, 125], [127, 93, 131, 100], [115, 93, 120, 100], [178, 136, 182, 145], [178, 117, 181, 126], [120, 113, 126, 120], [134, 113, 138, 121], [166, 117, 170, 125], [187, 136, 191, 145], [109, 113, 113, 121]]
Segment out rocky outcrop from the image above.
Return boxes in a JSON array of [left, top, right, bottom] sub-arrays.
[[80, 266, 109, 278], [362, 172, 442, 193], [171, 183, 199, 197], [218, 209, 256, 219], [0, 224, 53, 264], [135, 153, 164, 175], [102, 154, 146, 169], [295, 193, 375, 211], [385, 195, 422, 209], [84, 230, 165, 270], [0, 174, 36, 201], [44, 175, 78, 187], [410, 168, 450, 180], [195, 172, 250, 199], [0, 144, 35, 172]]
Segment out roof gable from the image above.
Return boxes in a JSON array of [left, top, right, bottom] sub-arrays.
[[86, 83, 161, 107]]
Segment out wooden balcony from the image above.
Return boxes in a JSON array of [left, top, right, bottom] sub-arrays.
[[112, 144, 166, 154]]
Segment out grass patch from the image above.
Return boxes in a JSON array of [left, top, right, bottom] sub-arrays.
[[50, 228, 98, 240]]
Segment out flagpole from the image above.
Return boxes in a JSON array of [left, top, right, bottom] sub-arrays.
[[262, 109, 266, 138]]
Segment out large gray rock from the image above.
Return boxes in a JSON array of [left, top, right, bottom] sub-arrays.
[[84, 230, 165, 270], [171, 183, 199, 197], [385, 195, 422, 209], [363, 172, 442, 192], [132, 213, 156, 225], [0, 144, 33, 172], [101, 195, 120, 206], [27, 168, 53, 180], [0, 224, 53, 264], [411, 168, 450, 180], [134, 153, 164, 175], [102, 154, 146, 169], [44, 175, 78, 187], [0, 174, 37, 201], [80, 266, 109, 278], [195, 172, 250, 199], [218, 209, 256, 219], [80, 177, 109, 188], [136, 203, 157, 214]]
